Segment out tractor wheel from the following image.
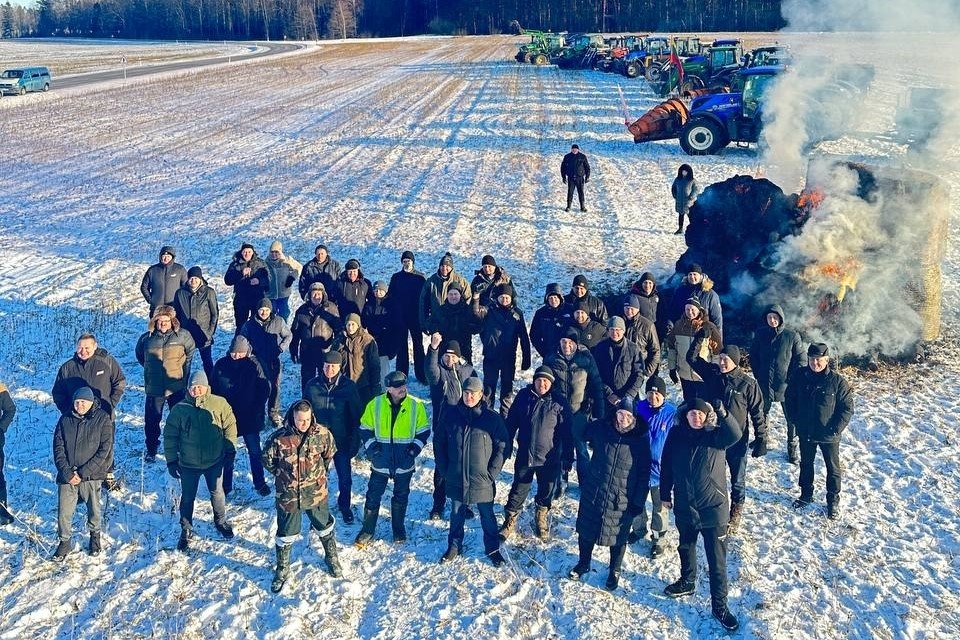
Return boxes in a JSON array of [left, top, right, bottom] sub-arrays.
[[625, 61, 642, 79], [680, 118, 728, 155], [644, 64, 660, 81], [680, 76, 705, 94], [533, 53, 548, 66], [522, 52, 532, 64]]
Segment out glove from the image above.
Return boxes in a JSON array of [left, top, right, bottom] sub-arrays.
[[584, 177, 589, 183], [669, 369, 680, 384], [167, 461, 180, 479], [751, 437, 768, 458], [713, 400, 728, 419], [407, 444, 420, 458]]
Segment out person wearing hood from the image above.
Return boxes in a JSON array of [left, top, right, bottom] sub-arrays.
[[471, 255, 513, 308], [140, 245, 187, 316], [264, 240, 301, 322], [211, 334, 272, 497], [135, 305, 196, 462], [568, 398, 651, 591], [335, 258, 373, 318], [687, 342, 767, 533], [363, 280, 402, 382], [388, 250, 428, 384], [298, 244, 341, 300], [570, 300, 606, 349], [749, 304, 805, 463], [224, 243, 270, 334], [173, 266, 220, 381], [0, 381, 16, 526], [660, 398, 742, 632], [621, 295, 661, 378], [51, 386, 114, 560], [240, 298, 292, 426], [425, 334, 479, 520], [472, 283, 532, 415], [671, 164, 700, 235], [439, 376, 509, 567], [663, 298, 722, 403], [263, 399, 341, 592], [530, 282, 573, 359], [564, 274, 608, 324], [427, 281, 480, 364], [338, 313, 382, 407], [290, 282, 343, 394], [419, 252, 472, 337], [668, 264, 723, 339], [629, 272, 662, 331], [304, 350, 363, 525], [164, 371, 238, 552]]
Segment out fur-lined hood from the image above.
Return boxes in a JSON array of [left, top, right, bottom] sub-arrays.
[[148, 305, 182, 332]]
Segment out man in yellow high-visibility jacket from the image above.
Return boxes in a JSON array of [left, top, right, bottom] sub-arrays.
[[355, 371, 430, 547]]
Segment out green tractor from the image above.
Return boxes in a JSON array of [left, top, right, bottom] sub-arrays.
[[511, 21, 567, 65], [650, 39, 744, 97]]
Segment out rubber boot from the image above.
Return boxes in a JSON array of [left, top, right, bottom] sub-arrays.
[[271, 545, 292, 593], [0, 486, 14, 526], [499, 510, 519, 541], [391, 501, 408, 544], [355, 509, 378, 547], [534, 506, 550, 541], [319, 533, 343, 577]]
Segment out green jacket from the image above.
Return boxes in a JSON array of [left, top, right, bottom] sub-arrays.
[[164, 392, 237, 470]]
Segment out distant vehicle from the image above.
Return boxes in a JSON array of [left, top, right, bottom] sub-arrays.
[[0, 67, 52, 96], [894, 87, 943, 147]]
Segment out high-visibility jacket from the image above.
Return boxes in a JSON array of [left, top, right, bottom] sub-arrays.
[[359, 393, 430, 475]]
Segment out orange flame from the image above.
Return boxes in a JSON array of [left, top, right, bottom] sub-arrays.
[[797, 188, 826, 210]]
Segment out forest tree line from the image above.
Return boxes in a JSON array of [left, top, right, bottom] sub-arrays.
[[2, 0, 786, 41]]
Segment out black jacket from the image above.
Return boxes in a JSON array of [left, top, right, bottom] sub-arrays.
[[362, 297, 402, 360], [688, 349, 767, 445], [335, 271, 373, 317], [305, 373, 363, 456], [289, 300, 342, 362], [53, 406, 114, 484], [783, 366, 855, 444], [387, 268, 426, 332], [560, 151, 591, 182], [239, 312, 292, 375], [51, 348, 126, 416], [224, 251, 270, 304], [506, 385, 573, 470], [173, 281, 219, 348], [140, 261, 187, 312], [660, 405, 742, 529], [749, 304, 805, 405], [299, 257, 341, 300], [624, 313, 661, 377], [427, 299, 479, 349], [571, 317, 606, 350], [565, 291, 608, 324], [544, 345, 605, 419], [530, 284, 573, 359], [444, 401, 508, 504], [473, 299, 532, 370], [591, 337, 646, 408], [471, 267, 512, 308], [211, 353, 271, 436]]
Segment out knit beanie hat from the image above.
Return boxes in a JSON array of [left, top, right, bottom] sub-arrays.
[[187, 266, 203, 279]]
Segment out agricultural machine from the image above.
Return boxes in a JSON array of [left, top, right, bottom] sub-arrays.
[[649, 38, 745, 97], [552, 33, 609, 69], [514, 31, 567, 65], [597, 34, 647, 73]]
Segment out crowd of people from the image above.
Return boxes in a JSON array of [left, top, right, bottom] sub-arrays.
[[0, 192, 856, 632]]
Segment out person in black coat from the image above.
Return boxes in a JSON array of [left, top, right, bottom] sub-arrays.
[[363, 280, 403, 382], [387, 250, 427, 383], [298, 244, 341, 300], [440, 377, 508, 567], [425, 334, 478, 520], [0, 382, 17, 525], [140, 245, 187, 316], [783, 343, 855, 519], [427, 282, 479, 364], [52, 387, 115, 559], [570, 301, 606, 349], [591, 317, 646, 416], [621, 295, 662, 377], [530, 283, 572, 359], [501, 366, 572, 541], [290, 283, 342, 394], [660, 398, 742, 632], [304, 350, 364, 524], [470, 255, 512, 308], [569, 399, 651, 591], [628, 272, 660, 326], [560, 143, 591, 211], [240, 299, 292, 425], [565, 274, 608, 324], [173, 266, 220, 380], [334, 258, 373, 317], [52, 333, 126, 418], [211, 334, 272, 496], [224, 243, 270, 334], [687, 342, 767, 532], [668, 264, 723, 340], [472, 283, 531, 415]]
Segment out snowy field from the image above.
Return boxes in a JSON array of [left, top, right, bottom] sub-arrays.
[[0, 32, 959, 640]]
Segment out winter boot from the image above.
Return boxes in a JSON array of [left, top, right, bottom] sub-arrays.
[[391, 502, 408, 544], [487, 548, 506, 567], [89, 531, 102, 556], [354, 509, 378, 548], [52, 539, 72, 562], [533, 506, 551, 541], [440, 545, 460, 564], [499, 510, 519, 541], [675, 214, 685, 234], [319, 533, 343, 578], [554, 471, 569, 500], [712, 602, 740, 631], [787, 442, 799, 465], [664, 579, 696, 597], [271, 545, 292, 593], [214, 520, 235, 539], [177, 527, 192, 552], [827, 500, 841, 520], [0, 487, 14, 526], [792, 495, 812, 509], [568, 539, 594, 580], [650, 534, 667, 559], [728, 502, 744, 533], [605, 544, 625, 591]]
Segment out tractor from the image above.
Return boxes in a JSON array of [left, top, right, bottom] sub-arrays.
[[649, 38, 745, 97], [552, 33, 609, 70]]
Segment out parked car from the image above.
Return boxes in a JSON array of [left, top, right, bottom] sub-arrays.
[[0, 67, 52, 96]]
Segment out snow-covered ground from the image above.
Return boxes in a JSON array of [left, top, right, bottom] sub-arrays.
[[0, 34, 958, 639]]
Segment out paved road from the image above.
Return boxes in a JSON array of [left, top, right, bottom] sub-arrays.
[[52, 41, 306, 90]]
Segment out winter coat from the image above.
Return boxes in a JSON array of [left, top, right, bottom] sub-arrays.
[[172, 281, 219, 349], [530, 288, 573, 359], [506, 384, 573, 470], [135, 316, 196, 398], [688, 349, 767, 445], [388, 268, 426, 333], [53, 405, 114, 484], [571, 316, 606, 350], [358, 393, 430, 475], [224, 251, 270, 306], [290, 299, 342, 363], [560, 151, 591, 182], [0, 384, 15, 434], [51, 347, 126, 416], [339, 328, 382, 406], [443, 401, 508, 504], [265, 255, 300, 300], [263, 408, 337, 513], [140, 260, 187, 312], [471, 267, 512, 308], [635, 399, 677, 486], [591, 337, 646, 408], [211, 353, 270, 436], [624, 313, 661, 377], [240, 312, 292, 377], [473, 299, 532, 370], [299, 257, 341, 300], [362, 296, 402, 360], [660, 404, 742, 529], [669, 275, 723, 338], [304, 373, 363, 456], [425, 346, 478, 419], [543, 345, 605, 420], [575, 417, 651, 546], [565, 291, 608, 324], [629, 275, 661, 325], [420, 270, 472, 332], [784, 366, 855, 444], [163, 392, 237, 470], [335, 271, 373, 317], [664, 316, 721, 382], [671, 174, 700, 215], [427, 298, 480, 350], [749, 304, 805, 405]]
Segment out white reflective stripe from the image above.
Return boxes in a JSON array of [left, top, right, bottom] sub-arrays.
[[276, 534, 299, 547], [315, 518, 335, 538]]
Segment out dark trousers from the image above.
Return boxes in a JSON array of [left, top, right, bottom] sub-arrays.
[[726, 436, 749, 505], [448, 500, 499, 553], [300, 355, 323, 396], [271, 297, 291, 322], [570, 412, 590, 488], [0, 440, 6, 497], [233, 299, 255, 335], [144, 391, 184, 455], [482, 358, 516, 414], [364, 469, 412, 515], [179, 462, 227, 530], [432, 451, 447, 513], [198, 345, 215, 381], [331, 449, 353, 516], [677, 523, 729, 608], [577, 537, 626, 573], [505, 464, 558, 512], [566, 178, 586, 209], [679, 378, 702, 404], [396, 326, 425, 382], [265, 358, 282, 420], [798, 439, 841, 505], [276, 500, 332, 540], [223, 432, 266, 492]]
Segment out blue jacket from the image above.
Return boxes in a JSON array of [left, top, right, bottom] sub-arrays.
[[635, 399, 677, 486]]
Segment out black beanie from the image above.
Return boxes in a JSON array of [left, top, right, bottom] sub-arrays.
[[187, 266, 203, 279], [401, 250, 415, 262], [572, 274, 588, 288], [482, 254, 497, 267], [160, 245, 176, 259]]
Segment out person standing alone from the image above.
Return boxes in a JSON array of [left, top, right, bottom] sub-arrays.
[[561, 144, 591, 212]]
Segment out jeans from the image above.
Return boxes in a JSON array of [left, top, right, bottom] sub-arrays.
[[448, 500, 499, 554], [504, 464, 559, 512], [677, 523, 729, 608], [364, 469, 411, 514], [331, 449, 353, 515], [726, 435, 749, 505], [57, 480, 101, 541], [223, 432, 267, 492], [798, 439, 842, 505], [179, 461, 227, 529], [144, 392, 184, 455]]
